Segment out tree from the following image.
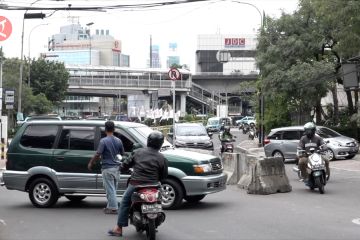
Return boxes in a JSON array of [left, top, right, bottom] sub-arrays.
[[256, 9, 336, 131], [1, 56, 53, 117], [299, 0, 360, 115], [30, 58, 69, 105]]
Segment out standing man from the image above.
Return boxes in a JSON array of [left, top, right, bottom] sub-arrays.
[[88, 121, 124, 214]]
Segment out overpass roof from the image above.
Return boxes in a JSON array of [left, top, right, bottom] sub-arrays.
[[65, 64, 191, 74]]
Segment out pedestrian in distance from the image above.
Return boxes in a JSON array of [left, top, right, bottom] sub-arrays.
[[88, 120, 124, 214], [108, 131, 168, 237]]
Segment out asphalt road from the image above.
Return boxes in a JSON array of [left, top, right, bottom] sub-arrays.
[[1, 128, 360, 240]]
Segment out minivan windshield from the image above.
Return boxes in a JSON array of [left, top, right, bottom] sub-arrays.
[[317, 127, 341, 138], [207, 120, 219, 125], [176, 125, 207, 136]]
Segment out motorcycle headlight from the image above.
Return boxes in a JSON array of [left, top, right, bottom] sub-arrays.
[[193, 163, 212, 174], [205, 140, 213, 146], [139, 194, 145, 200]]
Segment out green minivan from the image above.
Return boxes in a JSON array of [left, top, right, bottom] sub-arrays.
[[2, 120, 227, 209]]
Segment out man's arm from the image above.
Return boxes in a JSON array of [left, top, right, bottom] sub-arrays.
[[88, 140, 104, 171], [88, 153, 101, 171]]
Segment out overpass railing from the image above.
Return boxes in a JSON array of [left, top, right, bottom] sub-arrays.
[[66, 65, 192, 90]]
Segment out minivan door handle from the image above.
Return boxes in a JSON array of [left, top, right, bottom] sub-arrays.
[[56, 156, 65, 161]]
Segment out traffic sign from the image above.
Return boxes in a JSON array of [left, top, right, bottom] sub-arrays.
[[168, 68, 181, 81], [5, 90, 14, 104], [0, 16, 12, 41], [6, 104, 13, 110]]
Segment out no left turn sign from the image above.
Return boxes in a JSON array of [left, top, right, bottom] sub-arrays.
[[0, 16, 12, 41], [168, 68, 181, 81]]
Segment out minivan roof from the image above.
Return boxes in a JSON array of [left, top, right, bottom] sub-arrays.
[[23, 120, 144, 128]]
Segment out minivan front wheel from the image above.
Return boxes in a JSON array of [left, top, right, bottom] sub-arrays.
[[29, 178, 59, 208], [323, 149, 335, 161], [161, 179, 183, 210], [272, 151, 284, 162]]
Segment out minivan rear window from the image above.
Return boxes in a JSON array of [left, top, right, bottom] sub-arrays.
[[58, 129, 95, 151], [20, 125, 58, 149]]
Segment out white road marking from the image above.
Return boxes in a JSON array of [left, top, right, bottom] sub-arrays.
[[352, 218, 360, 225], [0, 219, 6, 226]]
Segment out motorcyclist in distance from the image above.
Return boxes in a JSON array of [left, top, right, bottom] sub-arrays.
[[298, 122, 330, 182], [219, 125, 233, 142]]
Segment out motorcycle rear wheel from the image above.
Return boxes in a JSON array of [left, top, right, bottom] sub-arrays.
[[146, 219, 156, 240], [315, 177, 325, 194]]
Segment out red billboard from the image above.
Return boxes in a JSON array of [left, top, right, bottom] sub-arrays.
[[0, 16, 12, 41], [224, 38, 245, 48]]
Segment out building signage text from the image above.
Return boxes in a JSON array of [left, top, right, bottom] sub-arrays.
[[224, 38, 245, 48]]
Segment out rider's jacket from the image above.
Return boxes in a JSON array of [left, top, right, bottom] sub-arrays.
[[219, 132, 233, 141], [298, 135, 325, 152], [121, 147, 168, 185]]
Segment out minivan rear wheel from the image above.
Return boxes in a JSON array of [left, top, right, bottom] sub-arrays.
[[272, 151, 284, 162], [29, 178, 59, 208]]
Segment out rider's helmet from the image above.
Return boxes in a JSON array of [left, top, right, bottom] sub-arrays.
[[147, 131, 164, 151], [304, 122, 316, 138], [224, 126, 230, 133]]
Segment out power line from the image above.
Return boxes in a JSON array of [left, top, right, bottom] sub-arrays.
[[2, 0, 215, 11]]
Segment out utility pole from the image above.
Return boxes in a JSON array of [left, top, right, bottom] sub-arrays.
[[150, 35, 152, 68]]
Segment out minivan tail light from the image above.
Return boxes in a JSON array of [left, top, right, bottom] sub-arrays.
[[264, 138, 270, 145]]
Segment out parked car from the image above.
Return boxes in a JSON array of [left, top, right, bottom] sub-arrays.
[[264, 125, 359, 161], [167, 123, 214, 151], [109, 114, 130, 122], [235, 116, 255, 126], [1, 120, 226, 210], [206, 117, 231, 132]]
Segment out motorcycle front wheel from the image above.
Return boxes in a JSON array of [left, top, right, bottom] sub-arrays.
[[315, 176, 325, 194], [146, 219, 156, 240]]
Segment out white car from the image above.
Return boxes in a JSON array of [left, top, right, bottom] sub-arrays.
[[236, 116, 256, 126]]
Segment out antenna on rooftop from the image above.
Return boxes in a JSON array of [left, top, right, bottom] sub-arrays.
[[67, 16, 80, 24]]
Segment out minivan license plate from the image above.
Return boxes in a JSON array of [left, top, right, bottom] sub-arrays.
[[141, 204, 162, 213]]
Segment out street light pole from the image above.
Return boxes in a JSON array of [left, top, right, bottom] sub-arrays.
[[230, 0, 264, 146], [28, 23, 48, 86], [18, 0, 44, 117], [86, 22, 94, 65]]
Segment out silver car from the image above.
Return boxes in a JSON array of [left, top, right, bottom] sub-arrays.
[[264, 126, 359, 161]]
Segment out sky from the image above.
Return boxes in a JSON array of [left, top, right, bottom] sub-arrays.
[[0, 0, 299, 72]]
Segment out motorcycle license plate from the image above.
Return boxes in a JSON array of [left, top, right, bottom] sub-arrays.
[[141, 204, 162, 214]]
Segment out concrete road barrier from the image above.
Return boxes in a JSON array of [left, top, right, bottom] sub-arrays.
[[238, 156, 292, 194], [222, 148, 248, 185]]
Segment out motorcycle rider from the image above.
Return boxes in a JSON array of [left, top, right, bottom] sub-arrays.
[[108, 131, 168, 237], [219, 125, 234, 152], [298, 122, 330, 182]]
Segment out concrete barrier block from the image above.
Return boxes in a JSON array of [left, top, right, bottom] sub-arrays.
[[238, 156, 292, 194], [222, 153, 240, 185]]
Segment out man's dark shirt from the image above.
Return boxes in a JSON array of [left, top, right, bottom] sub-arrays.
[[298, 135, 325, 152], [121, 147, 168, 185]]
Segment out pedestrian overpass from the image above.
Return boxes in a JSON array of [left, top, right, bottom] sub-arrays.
[[66, 65, 225, 115]]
